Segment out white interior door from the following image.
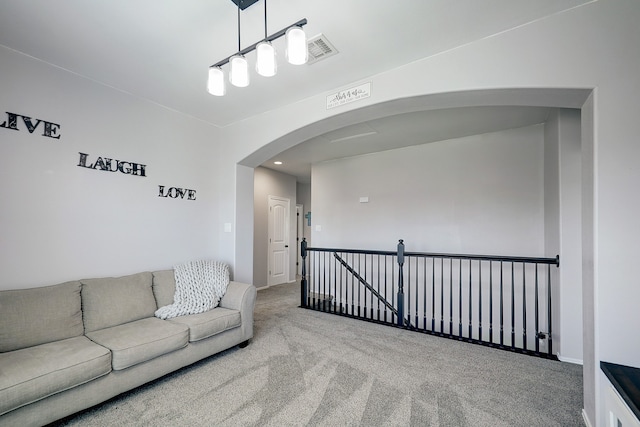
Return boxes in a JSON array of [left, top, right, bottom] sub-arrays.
[[268, 195, 290, 286]]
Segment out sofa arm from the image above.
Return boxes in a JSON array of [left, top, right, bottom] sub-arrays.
[[219, 281, 256, 342], [219, 281, 255, 311]]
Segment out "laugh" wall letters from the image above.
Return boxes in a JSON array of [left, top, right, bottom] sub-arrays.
[[77, 152, 147, 177]]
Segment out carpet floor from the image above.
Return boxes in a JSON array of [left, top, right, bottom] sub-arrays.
[[54, 281, 584, 426]]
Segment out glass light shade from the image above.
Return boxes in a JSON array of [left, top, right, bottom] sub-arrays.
[[207, 67, 225, 96], [256, 41, 277, 77], [286, 26, 307, 65], [229, 55, 250, 87]]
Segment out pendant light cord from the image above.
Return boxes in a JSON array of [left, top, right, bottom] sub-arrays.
[[264, 0, 268, 40], [237, 1, 241, 51]]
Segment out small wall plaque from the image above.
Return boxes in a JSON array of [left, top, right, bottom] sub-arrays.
[[326, 82, 371, 110]]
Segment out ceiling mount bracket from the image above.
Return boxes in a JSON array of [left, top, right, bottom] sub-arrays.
[[230, 0, 259, 11]]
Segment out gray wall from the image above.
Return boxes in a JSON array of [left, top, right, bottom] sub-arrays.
[[253, 167, 297, 288], [296, 182, 312, 246], [312, 125, 545, 255]]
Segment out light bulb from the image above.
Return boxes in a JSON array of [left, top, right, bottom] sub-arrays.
[[256, 41, 277, 77], [229, 55, 250, 87], [286, 26, 307, 65], [207, 67, 225, 96]]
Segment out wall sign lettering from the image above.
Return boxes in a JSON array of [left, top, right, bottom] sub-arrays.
[[77, 152, 147, 177], [0, 111, 61, 139], [326, 82, 371, 110], [158, 185, 196, 201]]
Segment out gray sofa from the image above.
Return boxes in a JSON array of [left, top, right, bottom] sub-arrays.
[[0, 270, 257, 427]]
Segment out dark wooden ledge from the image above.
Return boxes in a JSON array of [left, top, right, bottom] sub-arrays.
[[601, 361, 640, 421]]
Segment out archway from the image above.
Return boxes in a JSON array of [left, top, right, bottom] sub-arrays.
[[234, 87, 594, 365]]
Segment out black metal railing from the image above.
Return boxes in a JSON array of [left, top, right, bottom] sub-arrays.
[[300, 239, 560, 359]]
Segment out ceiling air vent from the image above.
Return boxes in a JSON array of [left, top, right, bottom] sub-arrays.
[[307, 34, 338, 64]]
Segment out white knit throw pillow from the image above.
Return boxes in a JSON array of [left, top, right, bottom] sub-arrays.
[[155, 260, 229, 320]]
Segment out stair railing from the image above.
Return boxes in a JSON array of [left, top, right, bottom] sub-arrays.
[[300, 238, 560, 359]]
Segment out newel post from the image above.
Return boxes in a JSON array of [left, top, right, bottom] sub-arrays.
[[397, 239, 405, 327], [301, 238, 308, 307]]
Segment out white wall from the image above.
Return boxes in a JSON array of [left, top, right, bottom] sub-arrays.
[[253, 167, 297, 288], [581, 92, 597, 425], [0, 46, 221, 289], [312, 125, 545, 256], [545, 109, 583, 364], [557, 109, 584, 364]]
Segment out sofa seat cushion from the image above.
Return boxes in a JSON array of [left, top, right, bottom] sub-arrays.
[[0, 336, 111, 416], [168, 307, 241, 342], [86, 317, 189, 370]]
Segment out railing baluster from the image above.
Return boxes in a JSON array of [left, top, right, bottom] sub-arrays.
[[451, 259, 454, 336], [415, 256, 419, 328], [468, 259, 472, 340], [432, 257, 435, 332], [440, 257, 444, 334], [324, 251, 329, 311], [489, 260, 493, 344], [523, 262, 528, 350], [500, 261, 504, 346], [402, 257, 411, 328], [511, 261, 515, 349], [315, 251, 320, 310], [423, 257, 427, 331], [392, 257, 396, 325], [384, 254, 388, 323], [548, 263, 553, 356], [339, 251, 343, 314], [311, 250, 315, 307], [376, 255, 380, 321], [457, 259, 462, 338], [535, 263, 540, 353], [478, 260, 482, 341]]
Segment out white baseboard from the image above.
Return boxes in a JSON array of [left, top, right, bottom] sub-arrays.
[[582, 408, 593, 427], [256, 280, 297, 292], [558, 354, 584, 365]]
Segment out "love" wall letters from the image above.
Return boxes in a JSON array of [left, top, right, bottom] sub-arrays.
[[158, 185, 196, 201]]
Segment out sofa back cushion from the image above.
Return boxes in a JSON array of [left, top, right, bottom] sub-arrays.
[[0, 281, 84, 352], [81, 272, 157, 333], [152, 269, 176, 308]]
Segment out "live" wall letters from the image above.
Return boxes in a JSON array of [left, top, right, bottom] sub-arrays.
[[1, 111, 61, 139]]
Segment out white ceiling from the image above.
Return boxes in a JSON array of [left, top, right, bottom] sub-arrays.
[[0, 0, 589, 181]]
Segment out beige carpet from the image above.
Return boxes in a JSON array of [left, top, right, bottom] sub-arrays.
[[53, 281, 584, 426]]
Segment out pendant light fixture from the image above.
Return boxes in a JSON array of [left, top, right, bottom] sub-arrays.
[[229, 2, 249, 87], [256, 0, 276, 77], [207, 0, 308, 96]]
